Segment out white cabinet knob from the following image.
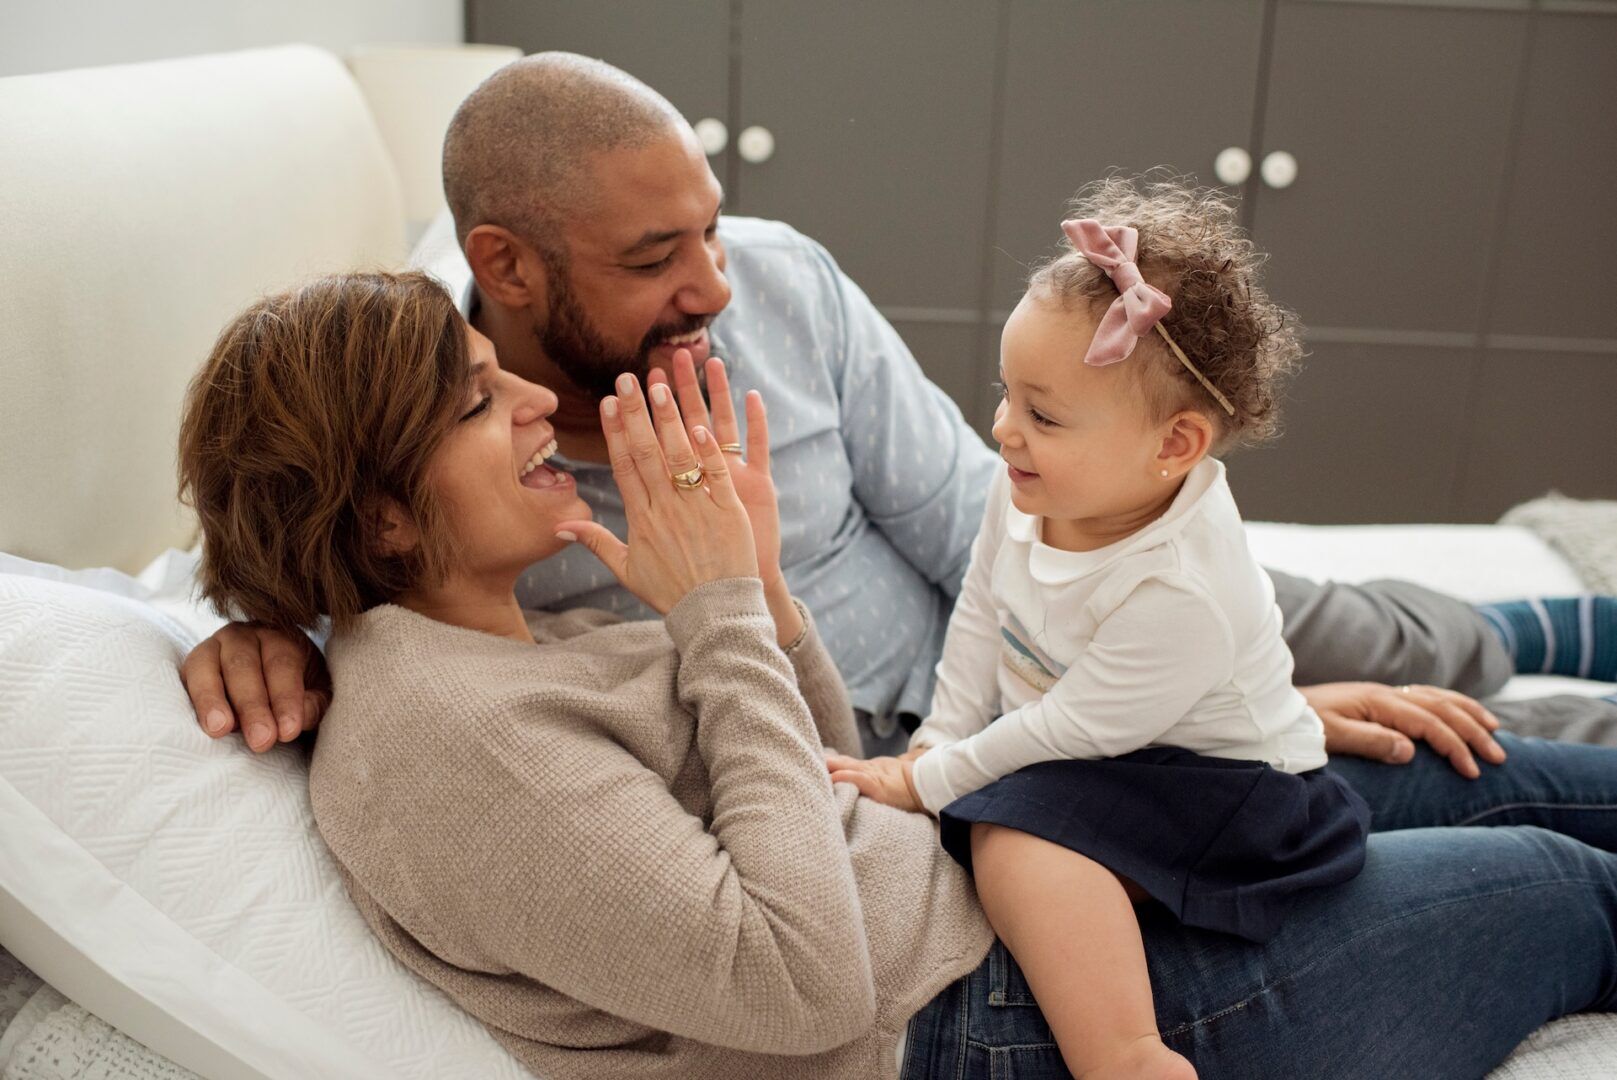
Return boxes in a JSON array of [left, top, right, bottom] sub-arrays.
[[693, 117, 728, 156], [1213, 147, 1252, 186], [737, 125, 775, 164], [1260, 150, 1298, 190]]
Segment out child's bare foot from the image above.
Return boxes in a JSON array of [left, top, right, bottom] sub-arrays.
[[1078, 1034, 1197, 1080]]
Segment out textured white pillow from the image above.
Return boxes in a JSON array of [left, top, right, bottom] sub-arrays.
[[0, 569, 532, 1080]]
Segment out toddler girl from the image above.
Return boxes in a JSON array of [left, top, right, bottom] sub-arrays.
[[830, 177, 1370, 1080]]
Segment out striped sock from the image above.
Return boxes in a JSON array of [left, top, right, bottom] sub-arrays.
[[1476, 596, 1617, 680]]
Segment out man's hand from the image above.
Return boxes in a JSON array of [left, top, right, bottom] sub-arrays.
[[180, 622, 330, 752], [1306, 681, 1505, 779], [825, 752, 926, 814]]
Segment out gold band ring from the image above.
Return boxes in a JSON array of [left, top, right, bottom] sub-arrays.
[[717, 442, 744, 455], [670, 464, 705, 489]]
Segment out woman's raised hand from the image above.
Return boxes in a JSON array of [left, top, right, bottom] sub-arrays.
[[650, 352, 782, 589], [555, 368, 758, 615]]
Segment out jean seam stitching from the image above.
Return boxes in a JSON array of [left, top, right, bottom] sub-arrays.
[[955, 965, 971, 1080], [1159, 876, 1608, 1038], [967, 1038, 1062, 1052], [1452, 802, 1617, 828]]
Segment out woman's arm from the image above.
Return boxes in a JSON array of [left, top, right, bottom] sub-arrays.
[[411, 579, 874, 1055], [768, 584, 861, 755]]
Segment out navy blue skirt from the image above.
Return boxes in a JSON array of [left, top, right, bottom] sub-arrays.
[[938, 748, 1371, 944]]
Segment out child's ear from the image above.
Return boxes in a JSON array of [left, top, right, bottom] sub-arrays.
[[371, 498, 421, 558], [1155, 410, 1215, 480], [464, 223, 551, 314]]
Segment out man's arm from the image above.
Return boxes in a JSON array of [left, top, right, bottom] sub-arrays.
[[180, 623, 330, 751], [816, 245, 999, 599]]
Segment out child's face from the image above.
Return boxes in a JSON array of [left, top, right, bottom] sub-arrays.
[[991, 292, 1170, 538]]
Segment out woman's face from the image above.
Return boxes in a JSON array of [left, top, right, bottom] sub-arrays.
[[422, 325, 591, 579]]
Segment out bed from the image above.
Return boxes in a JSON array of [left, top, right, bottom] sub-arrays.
[[1, 45, 1614, 1080]]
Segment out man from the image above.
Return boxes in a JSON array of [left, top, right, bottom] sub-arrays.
[[182, 53, 1615, 765]]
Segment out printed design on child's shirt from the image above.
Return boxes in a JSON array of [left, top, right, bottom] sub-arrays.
[[1000, 612, 1067, 693]]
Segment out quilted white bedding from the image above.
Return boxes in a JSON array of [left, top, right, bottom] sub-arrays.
[[1, 525, 1614, 1080]]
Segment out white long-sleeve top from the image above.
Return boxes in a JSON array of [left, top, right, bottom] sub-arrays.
[[908, 458, 1326, 816]]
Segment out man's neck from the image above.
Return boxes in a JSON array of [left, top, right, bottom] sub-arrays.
[[471, 291, 611, 464]]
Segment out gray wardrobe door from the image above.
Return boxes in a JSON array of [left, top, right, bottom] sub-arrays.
[[1486, 10, 1617, 341], [1248, 2, 1527, 335], [1455, 350, 1617, 522], [466, 0, 730, 133], [1223, 342, 1477, 524], [988, 0, 1266, 315], [733, 1, 999, 314]]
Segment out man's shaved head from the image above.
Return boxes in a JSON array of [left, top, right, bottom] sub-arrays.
[[442, 52, 686, 260]]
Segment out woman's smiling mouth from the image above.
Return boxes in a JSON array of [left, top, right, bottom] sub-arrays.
[[519, 439, 572, 490]]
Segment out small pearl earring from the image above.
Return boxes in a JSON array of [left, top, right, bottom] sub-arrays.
[[1159, 469, 1170, 478]]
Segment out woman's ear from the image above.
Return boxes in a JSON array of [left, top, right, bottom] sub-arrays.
[[371, 497, 421, 558], [1155, 410, 1215, 480], [464, 224, 550, 313]]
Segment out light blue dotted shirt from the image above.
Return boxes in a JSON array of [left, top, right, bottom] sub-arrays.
[[441, 216, 999, 719]]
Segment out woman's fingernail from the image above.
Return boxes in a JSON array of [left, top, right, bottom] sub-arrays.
[[278, 714, 299, 740], [602, 397, 618, 417], [205, 709, 228, 735], [694, 426, 709, 444], [556, 530, 578, 542], [616, 373, 634, 394], [650, 383, 669, 405]]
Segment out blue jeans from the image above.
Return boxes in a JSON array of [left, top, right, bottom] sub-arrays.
[[901, 733, 1617, 1079]]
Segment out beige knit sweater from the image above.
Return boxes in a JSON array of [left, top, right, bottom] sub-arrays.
[[310, 577, 993, 1079]]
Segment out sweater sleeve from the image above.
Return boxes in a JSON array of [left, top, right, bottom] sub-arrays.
[[432, 578, 875, 1055], [782, 597, 862, 756], [910, 576, 1236, 814]]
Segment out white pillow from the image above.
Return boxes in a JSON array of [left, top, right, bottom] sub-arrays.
[[0, 567, 533, 1080]]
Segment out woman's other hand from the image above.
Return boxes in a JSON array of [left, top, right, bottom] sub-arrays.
[[826, 752, 926, 814], [1307, 681, 1506, 779], [556, 370, 758, 615]]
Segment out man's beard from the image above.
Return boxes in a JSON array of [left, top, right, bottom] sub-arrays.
[[537, 265, 712, 400]]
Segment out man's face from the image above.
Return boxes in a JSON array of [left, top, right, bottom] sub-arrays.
[[536, 128, 730, 399]]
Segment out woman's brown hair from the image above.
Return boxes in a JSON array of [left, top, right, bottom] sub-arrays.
[[178, 271, 470, 632]]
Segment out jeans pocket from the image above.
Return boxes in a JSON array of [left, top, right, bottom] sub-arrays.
[[987, 941, 1041, 1008]]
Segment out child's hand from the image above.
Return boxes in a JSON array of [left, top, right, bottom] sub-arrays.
[[826, 752, 926, 814]]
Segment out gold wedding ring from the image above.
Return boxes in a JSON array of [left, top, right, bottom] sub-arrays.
[[717, 442, 744, 455], [671, 464, 705, 489]]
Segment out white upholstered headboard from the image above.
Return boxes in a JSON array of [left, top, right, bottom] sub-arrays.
[[0, 46, 406, 573]]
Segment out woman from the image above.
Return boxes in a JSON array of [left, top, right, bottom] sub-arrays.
[[178, 272, 1617, 1080]]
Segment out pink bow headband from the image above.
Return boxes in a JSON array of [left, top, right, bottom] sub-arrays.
[[1061, 218, 1235, 416]]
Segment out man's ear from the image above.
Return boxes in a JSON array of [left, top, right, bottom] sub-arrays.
[[464, 224, 550, 313], [371, 497, 421, 558], [1155, 410, 1215, 480]]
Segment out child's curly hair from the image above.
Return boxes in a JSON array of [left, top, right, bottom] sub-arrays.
[[1029, 174, 1302, 448]]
